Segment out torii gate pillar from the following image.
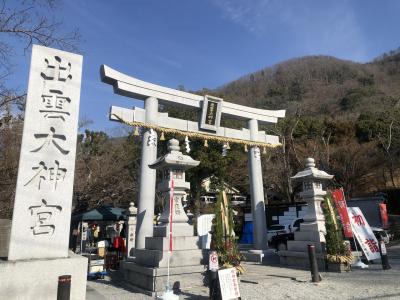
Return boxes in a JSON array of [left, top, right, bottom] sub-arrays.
[[136, 97, 158, 249], [248, 119, 268, 250]]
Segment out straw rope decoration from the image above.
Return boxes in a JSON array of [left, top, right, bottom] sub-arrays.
[[111, 113, 281, 150]]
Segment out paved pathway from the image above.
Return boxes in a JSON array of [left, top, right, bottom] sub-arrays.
[[87, 244, 400, 299]]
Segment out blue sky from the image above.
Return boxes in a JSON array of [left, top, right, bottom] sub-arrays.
[[8, 0, 400, 133]]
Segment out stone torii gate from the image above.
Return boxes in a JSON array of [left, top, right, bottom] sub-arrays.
[[100, 65, 286, 250]]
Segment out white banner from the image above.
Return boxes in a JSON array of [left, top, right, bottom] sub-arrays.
[[197, 214, 214, 249], [347, 207, 381, 261]]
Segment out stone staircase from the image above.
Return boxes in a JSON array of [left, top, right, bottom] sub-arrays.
[[271, 206, 307, 226]]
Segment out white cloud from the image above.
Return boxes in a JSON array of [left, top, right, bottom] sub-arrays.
[[154, 55, 182, 69], [210, 0, 369, 61], [210, 0, 284, 35]]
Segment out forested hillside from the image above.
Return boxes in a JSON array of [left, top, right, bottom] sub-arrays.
[[213, 49, 400, 203]]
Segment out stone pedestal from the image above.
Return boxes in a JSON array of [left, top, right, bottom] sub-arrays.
[[121, 223, 205, 295], [0, 251, 88, 300], [278, 218, 327, 270]]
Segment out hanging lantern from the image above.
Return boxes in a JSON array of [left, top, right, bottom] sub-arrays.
[[160, 131, 165, 141], [263, 146, 267, 154], [204, 139, 208, 147], [226, 142, 231, 150], [244, 144, 248, 152]]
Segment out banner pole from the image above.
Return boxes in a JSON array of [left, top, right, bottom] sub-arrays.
[[167, 172, 174, 290]]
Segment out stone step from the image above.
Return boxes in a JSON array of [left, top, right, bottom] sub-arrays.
[[238, 243, 253, 250], [283, 212, 297, 217], [145, 236, 200, 251], [121, 261, 205, 293], [294, 231, 324, 242], [153, 224, 194, 237], [287, 240, 324, 253], [300, 222, 325, 232], [278, 250, 326, 271], [134, 248, 205, 268], [240, 251, 263, 263]]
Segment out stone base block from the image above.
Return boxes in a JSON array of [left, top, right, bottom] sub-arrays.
[[294, 231, 325, 243], [300, 221, 326, 233], [278, 250, 326, 271], [287, 240, 325, 253], [145, 236, 200, 251], [240, 249, 279, 265], [121, 261, 206, 294], [153, 224, 194, 237], [0, 251, 88, 300], [134, 248, 205, 268]]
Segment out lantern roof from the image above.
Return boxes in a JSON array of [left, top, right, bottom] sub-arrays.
[[291, 158, 333, 181], [149, 138, 200, 170]]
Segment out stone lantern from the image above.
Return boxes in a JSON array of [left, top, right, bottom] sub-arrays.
[[279, 157, 333, 269], [149, 138, 200, 232], [291, 157, 333, 236], [126, 202, 137, 257], [121, 138, 204, 292]]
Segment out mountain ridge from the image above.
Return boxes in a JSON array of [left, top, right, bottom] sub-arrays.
[[213, 51, 400, 121]]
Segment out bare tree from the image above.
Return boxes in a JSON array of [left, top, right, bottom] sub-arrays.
[[0, 0, 80, 218], [0, 0, 80, 114]]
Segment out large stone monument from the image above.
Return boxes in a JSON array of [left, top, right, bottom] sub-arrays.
[[120, 139, 204, 294], [0, 45, 87, 299], [279, 158, 333, 269], [101, 65, 286, 253]]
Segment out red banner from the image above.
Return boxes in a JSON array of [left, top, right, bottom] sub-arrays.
[[379, 203, 389, 229], [332, 189, 353, 238], [169, 176, 174, 252]]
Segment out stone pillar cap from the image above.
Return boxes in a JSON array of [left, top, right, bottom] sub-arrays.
[[291, 157, 333, 181], [168, 139, 180, 151], [129, 202, 137, 215], [305, 157, 315, 168]]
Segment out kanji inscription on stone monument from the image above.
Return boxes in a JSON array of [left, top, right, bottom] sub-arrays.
[[8, 45, 83, 260]]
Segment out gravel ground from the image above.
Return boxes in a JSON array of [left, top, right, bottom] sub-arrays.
[[87, 245, 400, 300]]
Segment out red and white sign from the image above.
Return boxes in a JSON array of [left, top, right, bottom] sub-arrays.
[[332, 189, 353, 238], [218, 267, 240, 300], [169, 174, 174, 252], [379, 203, 389, 229], [209, 251, 219, 271], [348, 207, 381, 261]]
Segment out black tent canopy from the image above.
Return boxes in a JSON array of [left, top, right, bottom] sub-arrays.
[[72, 206, 127, 221]]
